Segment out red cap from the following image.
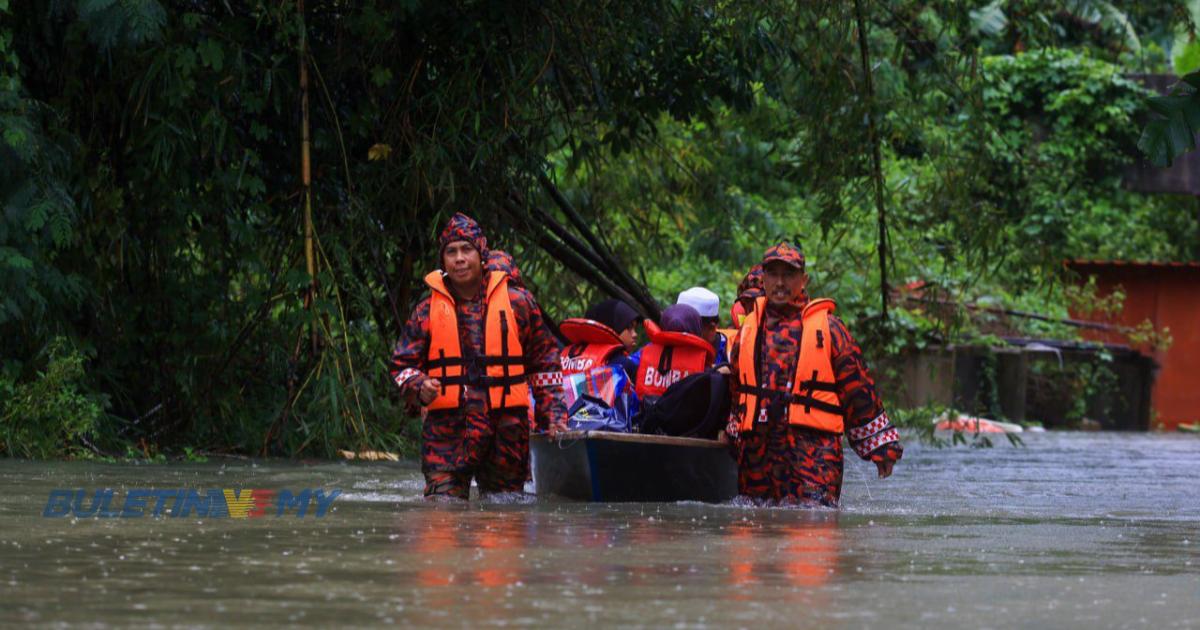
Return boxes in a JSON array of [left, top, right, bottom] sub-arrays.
[[762, 242, 805, 271]]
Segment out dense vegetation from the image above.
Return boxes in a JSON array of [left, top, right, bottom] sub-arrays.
[[1, 1, 1197, 458]]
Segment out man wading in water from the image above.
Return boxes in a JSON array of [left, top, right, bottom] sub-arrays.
[[727, 243, 902, 507], [390, 213, 567, 499]]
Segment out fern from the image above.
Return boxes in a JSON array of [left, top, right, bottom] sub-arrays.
[[76, 0, 166, 51], [24, 199, 49, 232], [0, 115, 35, 160], [123, 0, 167, 44], [0, 245, 32, 270], [48, 209, 71, 248]]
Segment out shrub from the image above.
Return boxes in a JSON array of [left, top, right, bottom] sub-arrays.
[[0, 338, 107, 458]]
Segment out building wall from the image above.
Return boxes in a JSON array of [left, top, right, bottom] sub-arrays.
[[1068, 264, 1200, 430]]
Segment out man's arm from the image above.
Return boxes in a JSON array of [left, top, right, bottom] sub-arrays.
[[511, 287, 568, 433], [390, 297, 433, 405], [828, 315, 902, 475]]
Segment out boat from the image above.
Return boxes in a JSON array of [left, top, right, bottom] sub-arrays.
[[530, 430, 738, 502]]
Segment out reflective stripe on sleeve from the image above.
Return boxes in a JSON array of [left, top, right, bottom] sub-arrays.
[[530, 371, 562, 388], [395, 368, 423, 388], [848, 412, 891, 442], [853, 426, 900, 458]]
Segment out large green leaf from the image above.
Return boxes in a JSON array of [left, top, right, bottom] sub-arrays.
[[1138, 73, 1200, 167]]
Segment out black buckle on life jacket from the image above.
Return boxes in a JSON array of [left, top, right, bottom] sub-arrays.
[[738, 380, 841, 419], [438, 350, 449, 395], [736, 384, 787, 424], [804, 369, 817, 413]]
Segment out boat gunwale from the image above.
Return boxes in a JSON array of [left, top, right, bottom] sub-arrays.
[[534, 430, 727, 449]]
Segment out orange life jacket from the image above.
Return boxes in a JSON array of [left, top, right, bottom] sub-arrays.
[[424, 270, 528, 411], [558, 318, 626, 375], [734, 297, 843, 434], [635, 319, 715, 400]]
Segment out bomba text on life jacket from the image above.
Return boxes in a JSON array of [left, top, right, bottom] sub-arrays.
[[642, 366, 686, 390], [561, 356, 596, 373]]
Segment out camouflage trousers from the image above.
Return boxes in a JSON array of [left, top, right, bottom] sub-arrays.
[[421, 409, 529, 499], [735, 424, 844, 508]]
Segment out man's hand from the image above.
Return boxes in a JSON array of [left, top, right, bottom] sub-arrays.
[[418, 377, 441, 405], [724, 417, 739, 441], [874, 458, 895, 479]]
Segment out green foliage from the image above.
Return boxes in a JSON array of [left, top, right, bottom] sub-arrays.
[[1026, 354, 1120, 427], [1, 0, 786, 457], [181, 446, 207, 463], [1064, 275, 1126, 319], [971, 0, 1182, 61], [889, 403, 945, 447], [0, 5, 89, 332], [1172, 38, 1200, 75], [972, 50, 1152, 272], [555, 43, 1192, 344], [0, 0, 1195, 458], [1066, 276, 1174, 352], [0, 337, 107, 458], [888, 404, 1024, 449]]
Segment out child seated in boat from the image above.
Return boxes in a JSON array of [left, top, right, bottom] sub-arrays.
[[630, 304, 730, 439], [558, 299, 642, 432], [632, 304, 715, 407]]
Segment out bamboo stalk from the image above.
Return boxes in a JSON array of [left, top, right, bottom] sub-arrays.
[[536, 173, 662, 321], [503, 134, 662, 321], [499, 200, 646, 313], [271, 0, 315, 454], [299, 0, 317, 354], [528, 203, 608, 272], [854, 0, 889, 321]]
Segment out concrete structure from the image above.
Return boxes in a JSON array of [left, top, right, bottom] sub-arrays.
[[879, 340, 1155, 430]]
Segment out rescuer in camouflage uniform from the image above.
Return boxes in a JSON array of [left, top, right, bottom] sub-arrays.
[[728, 243, 901, 507], [390, 213, 567, 499]]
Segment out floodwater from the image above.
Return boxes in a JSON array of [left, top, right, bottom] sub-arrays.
[[1, 433, 1197, 628]]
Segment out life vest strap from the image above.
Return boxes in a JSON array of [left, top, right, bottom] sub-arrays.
[[788, 395, 842, 416], [735, 384, 843, 416], [796, 379, 838, 393], [736, 384, 787, 400], [437, 374, 527, 388], [426, 355, 524, 369], [426, 356, 467, 370], [477, 356, 524, 366]]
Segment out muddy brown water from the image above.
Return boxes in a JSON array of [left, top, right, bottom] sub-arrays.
[[1, 432, 1198, 628]]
